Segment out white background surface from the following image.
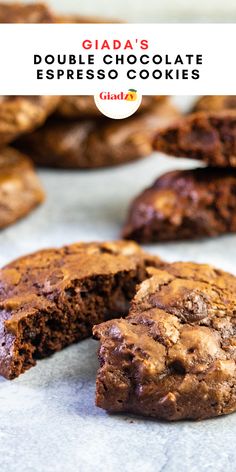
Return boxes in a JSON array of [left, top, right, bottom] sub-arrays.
[[0, 97, 236, 472]]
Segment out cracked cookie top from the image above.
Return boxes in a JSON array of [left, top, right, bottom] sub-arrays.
[[0, 241, 162, 332], [94, 262, 236, 420]]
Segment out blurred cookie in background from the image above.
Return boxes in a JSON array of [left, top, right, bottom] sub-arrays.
[[0, 96, 60, 148], [193, 96, 236, 113], [0, 2, 54, 23], [56, 96, 168, 120], [0, 148, 45, 229], [153, 110, 236, 167], [15, 100, 180, 169]]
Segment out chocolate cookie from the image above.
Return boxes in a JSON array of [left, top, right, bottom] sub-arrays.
[[122, 167, 236, 242], [94, 262, 236, 421], [56, 96, 168, 120], [0, 241, 162, 379], [16, 102, 179, 168], [0, 147, 44, 229], [0, 96, 60, 147], [193, 96, 236, 113], [0, 2, 54, 23], [153, 111, 236, 167]]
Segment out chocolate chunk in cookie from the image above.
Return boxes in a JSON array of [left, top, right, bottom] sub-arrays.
[[0, 147, 44, 229], [16, 102, 179, 168], [153, 111, 236, 167], [94, 262, 236, 420], [122, 167, 236, 242], [193, 96, 236, 113], [0, 96, 59, 147], [0, 241, 162, 379]]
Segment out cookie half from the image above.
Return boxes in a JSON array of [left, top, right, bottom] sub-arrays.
[[94, 262, 236, 421], [0, 240, 162, 379], [0, 147, 44, 229]]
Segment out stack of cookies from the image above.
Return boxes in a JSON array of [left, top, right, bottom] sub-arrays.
[[123, 96, 236, 242], [0, 1, 179, 230]]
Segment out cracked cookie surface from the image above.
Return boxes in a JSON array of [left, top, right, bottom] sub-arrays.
[[94, 262, 236, 420], [122, 167, 236, 242]]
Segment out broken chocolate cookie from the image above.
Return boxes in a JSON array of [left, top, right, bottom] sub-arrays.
[[0, 241, 162, 379], [94, 262, 236, 421]]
